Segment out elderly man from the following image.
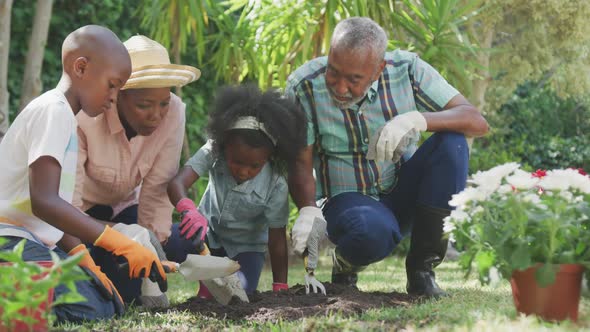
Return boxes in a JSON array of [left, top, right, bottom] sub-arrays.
[[286, 17, 488, 298]]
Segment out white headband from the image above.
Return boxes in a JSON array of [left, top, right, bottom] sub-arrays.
[[229, 116, 277, 145]]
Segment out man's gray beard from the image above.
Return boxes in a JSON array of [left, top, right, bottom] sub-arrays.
[[328, 87, 371, 109]]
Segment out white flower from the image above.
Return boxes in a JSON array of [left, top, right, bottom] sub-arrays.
[[506, 169, 540, 190], [449, 187, 489, 207], [497, 184, 513, 194], [559, 190, 574, 202], [448, 208, 470, 223], [489, 266, 502, 286], [568, 172, 590, 194], [472, 205, 484, 215], [443, 218, 456, 233], [522, 193, 541, 204], [469, 162, 520, 189], [538, 168, 585, 192]]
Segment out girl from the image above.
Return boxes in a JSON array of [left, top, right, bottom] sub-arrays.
[[167, 85, 306, 295]]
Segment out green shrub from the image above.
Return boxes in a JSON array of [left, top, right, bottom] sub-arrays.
[[470, 83, 590, 173]]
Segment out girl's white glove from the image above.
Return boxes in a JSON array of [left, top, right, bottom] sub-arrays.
[[366, 111, 427, 163], [291, 206, 325, 256]]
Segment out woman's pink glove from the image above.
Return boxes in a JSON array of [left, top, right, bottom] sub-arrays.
[[175, 198, 208, 242]]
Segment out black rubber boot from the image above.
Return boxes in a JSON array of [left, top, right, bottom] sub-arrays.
[[405, 204, 451, 299], [331, 249, 366, 288]]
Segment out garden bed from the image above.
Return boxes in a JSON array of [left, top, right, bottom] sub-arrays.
[[168, 283, 416, 322]]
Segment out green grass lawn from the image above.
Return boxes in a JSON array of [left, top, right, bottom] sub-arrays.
[[56, 255, 590, 331]]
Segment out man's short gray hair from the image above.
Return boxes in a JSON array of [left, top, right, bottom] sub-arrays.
[[330, 17, 388, 61]]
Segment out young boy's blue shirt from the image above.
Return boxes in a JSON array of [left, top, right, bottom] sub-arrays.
[[186, 140, 288, 258]]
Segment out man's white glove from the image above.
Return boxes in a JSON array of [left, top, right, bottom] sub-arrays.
[[305, 217, 327, 271], [304, 217, 327, 295], [112, 223, 169, 308], [305, 272, 326, 295], [366, 111, 427, 163], [291, 206, 325, 256]]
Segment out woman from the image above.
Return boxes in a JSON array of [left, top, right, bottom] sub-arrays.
[[73, 35, 201, 306]]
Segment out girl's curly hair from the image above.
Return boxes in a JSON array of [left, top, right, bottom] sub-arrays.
[[207, 84, 307, 171]]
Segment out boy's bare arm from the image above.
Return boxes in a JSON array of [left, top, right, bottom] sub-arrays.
[[29, 156, 105, 245], [31, 156, 168, 282], [268, 227, 288, 284], [57, 233, 84, 252]]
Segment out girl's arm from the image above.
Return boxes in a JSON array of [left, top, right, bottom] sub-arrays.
[[167, 166, 200, 206], [268, 226, 288, 286], [168, 140, 215, 206]]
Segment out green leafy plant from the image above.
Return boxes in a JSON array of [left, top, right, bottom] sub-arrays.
[[0, 240, 88, 331], [445, 163, 590, 287], [471, 82, 590, 174]]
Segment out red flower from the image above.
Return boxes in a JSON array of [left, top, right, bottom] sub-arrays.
[[532, 169, 547, 178], [567, 167, 587, 176]]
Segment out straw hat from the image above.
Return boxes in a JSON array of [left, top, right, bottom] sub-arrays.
[[122, 35, 201, 90]]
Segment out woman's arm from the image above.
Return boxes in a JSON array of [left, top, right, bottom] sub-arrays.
[[137, 105, 185, 242]]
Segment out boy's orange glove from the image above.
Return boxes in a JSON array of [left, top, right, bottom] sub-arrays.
[[94, 226, 167, 283], [68, 244, 125, 315]]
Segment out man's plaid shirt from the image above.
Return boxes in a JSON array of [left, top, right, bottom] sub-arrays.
[[285, 50, 459, 200]]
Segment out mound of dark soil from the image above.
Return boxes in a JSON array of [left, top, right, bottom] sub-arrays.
[[169, 283, 416, 322]]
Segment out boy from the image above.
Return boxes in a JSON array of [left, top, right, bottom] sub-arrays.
[[0, 25, 166, 322]]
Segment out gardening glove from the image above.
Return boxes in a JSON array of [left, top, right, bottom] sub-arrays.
[[303, 217, 327, 295], [176, 198, 208, 244], [272, 282, 289, 292], [366, 111, 427, 163], [291, 206, 325, 256], [112, 223, 167, 261], [305, 217, 327, 271], [304, 272, 326, 295], [147, 227, 168, 261], [94, 225, 167, 288], [68, 244, 125, 315], [112, 223, 169, 295]]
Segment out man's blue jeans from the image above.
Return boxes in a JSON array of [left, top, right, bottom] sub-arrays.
[[87, 204, 199, 304], [0, 236, 118, 323], [322, 132, 468, 267]]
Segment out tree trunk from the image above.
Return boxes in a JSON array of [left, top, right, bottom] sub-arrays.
[[173, 49, 192, 164], [18, 0, 53, 112], [171, 19, 197, 200], [470, 25, 494, 113], [0, 0, 13, 142]]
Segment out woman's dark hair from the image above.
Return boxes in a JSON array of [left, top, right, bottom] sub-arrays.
[[207, 84, 307, 171]]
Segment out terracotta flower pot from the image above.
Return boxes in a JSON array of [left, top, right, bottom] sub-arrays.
[[0, 261, 55, 332], [510, 263, 583, 322]]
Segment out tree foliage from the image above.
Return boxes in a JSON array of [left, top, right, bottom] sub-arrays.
[[196, 0, 480, 92], [7, 0, 142, 120], [468, 0, 590, 111]]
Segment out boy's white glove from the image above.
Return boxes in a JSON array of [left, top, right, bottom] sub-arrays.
[[291, 206, 325, 256], [366, 111, 427, 163], [112, 223, 169, 308]]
